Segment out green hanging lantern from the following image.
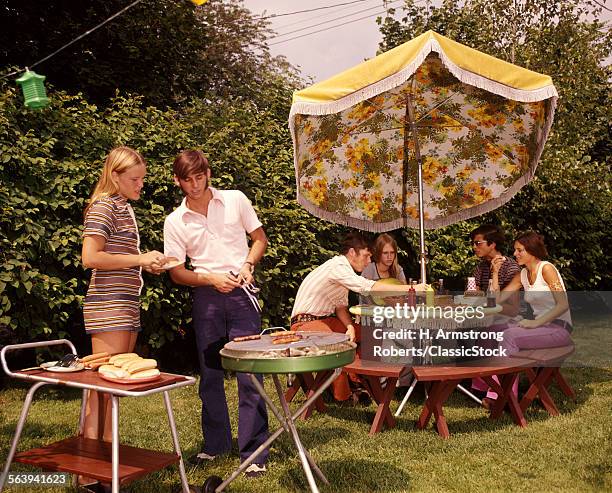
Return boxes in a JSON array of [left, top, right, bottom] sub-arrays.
[[16, 69, 49, 109]]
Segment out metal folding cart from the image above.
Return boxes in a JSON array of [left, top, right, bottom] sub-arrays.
[[0, 340, 196, 493]]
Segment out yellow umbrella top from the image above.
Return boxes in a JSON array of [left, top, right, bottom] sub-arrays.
[[292, 31, 557, 111]]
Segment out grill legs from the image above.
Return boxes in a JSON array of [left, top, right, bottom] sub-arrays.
[[208, 369, 339, 493]]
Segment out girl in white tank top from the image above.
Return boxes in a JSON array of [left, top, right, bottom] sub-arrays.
[[521, 261, 572, 326], [491, 232, 573, 357]]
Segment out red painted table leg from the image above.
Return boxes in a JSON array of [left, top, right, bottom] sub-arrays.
[[284, 371, 330, 420], [521, 368, 559, 416], [362, 376, 398, 435], [416, 380, 459, 438]]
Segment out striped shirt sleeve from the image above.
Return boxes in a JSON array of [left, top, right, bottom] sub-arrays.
[[329, 262, 376, 295], [84, 199, 116, 240], [474, 262, 484, 290], [500, 259, 521, 289]]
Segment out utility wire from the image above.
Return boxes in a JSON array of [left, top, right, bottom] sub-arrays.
[[592, 0, 611, 13], [273, 0, 380, 31], [2, 0, 145, 79], [269, 8, 390, 46], [269, 0, 403, 40], [257, 0, 374, 20], [269, 0, 421, 46]]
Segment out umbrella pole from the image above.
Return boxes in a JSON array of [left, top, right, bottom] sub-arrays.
[[405, 92, 427, 285]]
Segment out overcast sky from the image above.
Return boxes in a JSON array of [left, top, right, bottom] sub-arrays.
[[242, 0, 611, 82], [244, 0, 395, 82]]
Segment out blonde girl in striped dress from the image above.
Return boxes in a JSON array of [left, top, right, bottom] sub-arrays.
[[81, 147, 165, 446]]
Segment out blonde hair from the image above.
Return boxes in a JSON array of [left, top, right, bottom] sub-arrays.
[[373, 233, 401, 280], [85, 147, 146, 215]]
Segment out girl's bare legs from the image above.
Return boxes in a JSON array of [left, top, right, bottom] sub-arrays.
[[83, 330, 137, 441], [79, 331, 137, 486]]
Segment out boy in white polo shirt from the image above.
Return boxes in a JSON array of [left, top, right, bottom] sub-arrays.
[[163, 150, 269, 477]]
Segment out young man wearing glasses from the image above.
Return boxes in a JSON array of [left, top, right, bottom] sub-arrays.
[[470, 224, 520, 291], [163, 150, 269, 477], [469, 224, 521, 405]]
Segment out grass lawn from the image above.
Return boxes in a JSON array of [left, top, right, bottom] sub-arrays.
[[1, 366, 611, 493]]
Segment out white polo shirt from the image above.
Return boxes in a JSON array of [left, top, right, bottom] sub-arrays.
[[163, 187, 262, 274], [291, 255, 376, 317]]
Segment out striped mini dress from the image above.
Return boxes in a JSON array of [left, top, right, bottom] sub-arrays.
[[83, 194, 143, 334]]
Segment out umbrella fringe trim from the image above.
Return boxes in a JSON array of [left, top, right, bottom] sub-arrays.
[[296, 195, 403, 232], [288, 38, 558, 119], [296, 181, 529, 232], [432, 38, 559, 103]]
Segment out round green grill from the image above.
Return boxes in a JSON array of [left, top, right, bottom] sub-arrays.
[[220, 331, 355, 374]]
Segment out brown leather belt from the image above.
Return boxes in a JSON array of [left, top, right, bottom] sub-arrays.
[[290, 313, 332, 325]]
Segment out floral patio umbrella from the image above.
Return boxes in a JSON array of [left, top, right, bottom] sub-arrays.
[[289, 30, 558, 282]]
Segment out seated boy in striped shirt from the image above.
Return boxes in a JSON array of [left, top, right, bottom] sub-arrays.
[[470, 224, 521, 292]]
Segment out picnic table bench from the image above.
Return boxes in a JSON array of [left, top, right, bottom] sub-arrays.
[[341, 359, 407, 435], [411, 344, 576, 438], [284, 358, 406, 436], [411, 358, 533, 438], [513, 345, 576, 416]]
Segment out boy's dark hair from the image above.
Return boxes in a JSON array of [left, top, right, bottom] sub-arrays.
[[340, 232, 370, 254], [173, 150, 210, 180], [470, 224, 506, 251], [515, 231, 548, 259]]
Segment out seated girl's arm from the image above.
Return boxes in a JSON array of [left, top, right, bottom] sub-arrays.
[[497, 274, 522, 304]]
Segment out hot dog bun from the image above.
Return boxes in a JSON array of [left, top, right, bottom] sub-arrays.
[[109, 353, 139, 364], [98, 365, 129, 379], [110, 353, 140, 366], [120, 357, 143, 370], [129, 368, 160, 379], [126, 359, 157, 374]]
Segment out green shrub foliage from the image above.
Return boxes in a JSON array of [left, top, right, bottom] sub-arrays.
[[0, 84, 347, 357], [1, 0, 609, 361]]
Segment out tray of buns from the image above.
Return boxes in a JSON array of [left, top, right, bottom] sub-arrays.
[[83, 352, 162, 384], [99, 372, 161, 384]]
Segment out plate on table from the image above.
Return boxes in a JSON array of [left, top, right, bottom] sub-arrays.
[[454, 295, 486, 307], [99, 373, 162, 384], [42, 361, 85, 372], [161, 257, 182, 270]]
